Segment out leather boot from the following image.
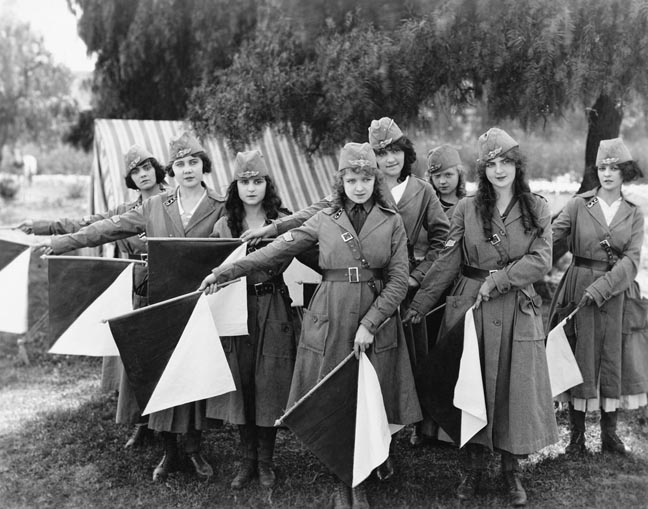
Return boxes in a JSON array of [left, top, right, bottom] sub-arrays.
[[456, 444, 484, 500], [124, 423, 153, 449], [351, 481, 370, 509], [331, 481, 352, 509], [501, 453, 527, 507], [184, 429, 214, 480], [153, 432, 179, 481], [257, 426, 277, 488], [601, 410, 630, 454], [566, 404, 586, 454], [231, 425, 258, 489]]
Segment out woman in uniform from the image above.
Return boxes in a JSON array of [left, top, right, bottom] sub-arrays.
[[201, 142, 421, 509], [19, 144, 167, 448], [549, 138, 645, 456], [426, 144, 468, 219], [405, 128, 558, 507], [38, 132, 225, 482], [207, 150, 297, 489]]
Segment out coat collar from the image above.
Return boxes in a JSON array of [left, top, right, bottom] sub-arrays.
[[331, 202, 388, 240], [163, 186, 225, 236]]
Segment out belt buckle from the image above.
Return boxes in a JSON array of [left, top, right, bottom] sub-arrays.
[[489, 234, 501, 245], [348, 267, 360, 283], [140, 253, 148, 262], [341, 232, 354, 242], [253, 282, 268, 296], [599, 239, 611, 249]]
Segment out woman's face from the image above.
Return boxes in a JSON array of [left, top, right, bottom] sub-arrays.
[[485, 156, 516, 192], [172, 155, 204, 189], [374, 147, 405, 179], [343, 169, 375, 204], [430, 167, 460, 198], [597, 163, 623, 193], [129, 160, 157, 191], [236, 177, 267, 206]]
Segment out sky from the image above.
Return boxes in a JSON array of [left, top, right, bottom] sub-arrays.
[[2, 0, 95, 72]]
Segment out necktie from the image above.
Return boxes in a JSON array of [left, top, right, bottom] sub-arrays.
[[350, 204, 367, 234]]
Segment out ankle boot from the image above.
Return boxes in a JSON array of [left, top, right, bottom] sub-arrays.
[[351, 481, 370, 509], [456, 444, 484, 500], [566, 404, 586, 454], [184, 429, 214, 480], [601, 410, 630, 454], [501, 453, 527, 507], [153, 432, 179, 481], [231, 424, 258, 489], [124, 423, 153, 449], [257, 426, 277, 488], [332, 481, 352, 509]]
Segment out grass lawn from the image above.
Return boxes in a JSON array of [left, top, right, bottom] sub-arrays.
[[1, 177, 648, 508]]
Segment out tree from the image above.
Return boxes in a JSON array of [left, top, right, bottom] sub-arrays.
[[0, 19, 76, 165]]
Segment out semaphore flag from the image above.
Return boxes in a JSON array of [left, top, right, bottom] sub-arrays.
[[107, 291, 235, 416], [277, 353, 396, 487], [545, 309, 583, 397], [0, 239, 31, 333], [48, 256, 136, 356]]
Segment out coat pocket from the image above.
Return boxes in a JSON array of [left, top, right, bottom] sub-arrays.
[[373, 315, 398, 353], [514, 289, 544, 341], [262, 319, 297, 359], [622, 296, 648, 333], [444, 295, 476, 332], [300, 309, 328, 355]]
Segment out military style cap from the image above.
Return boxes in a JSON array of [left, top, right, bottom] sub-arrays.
[[427, 144, 462, 173], [596, 138, 632, 166], [477, 127, 518, 162], [338, 142, 377, 172], [234, 150, 269, 180], [124, 144, 155, 176], [168, 132, 204, 161], [368, 117, 404, 150]]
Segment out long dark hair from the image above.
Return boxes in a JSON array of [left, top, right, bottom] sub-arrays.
[[474, 147, 541, 240], [225, 175, 290, 237], [373, 136, 417, 182], [330, 167, 391, 210]]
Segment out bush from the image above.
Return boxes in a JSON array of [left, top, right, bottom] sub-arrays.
[[0, 177, 19, 200], [66, 180, 86, 200]]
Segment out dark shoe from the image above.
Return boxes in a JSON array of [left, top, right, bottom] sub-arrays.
[[565, 430, 586, 454], [231, 459, 257, 489], [153, 433, 179, 481], [375, 456, 394, 481], [332, 483, 352, 509], [601, 410, 630, 454], [258, 461, 276, 488], [124, 423, 153, 449], [188, 452, 214, 480], [351, 483, 370, 509], [456, 471, 481, 500], [503, 471, 527, 507], [409, 424, 423, 447]]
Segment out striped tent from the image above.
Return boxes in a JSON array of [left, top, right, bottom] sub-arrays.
[[92, 119, 339, 216]]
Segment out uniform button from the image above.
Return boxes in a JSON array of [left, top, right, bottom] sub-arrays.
[[493, 320, 501, 326], [313, 317, 318, 323], [282, 325, 291, 333]]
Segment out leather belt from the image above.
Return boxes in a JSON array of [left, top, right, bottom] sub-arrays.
[[128, 253, 148, 261], [247, 282, 287, 296], [461, 265, 498, 281], [322, 268, 383, 283], [574, 256, 612, 272]]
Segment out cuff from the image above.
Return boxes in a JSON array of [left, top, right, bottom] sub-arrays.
[[490, 270, 510, 294], [360, 317, 377, 335]]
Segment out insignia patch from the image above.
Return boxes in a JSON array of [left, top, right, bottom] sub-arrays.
[[282, 232, 294, 242], [586, 197, 598, 208], [445, 239, 456, 247], [138, 232, 147, 239], [164, 196, 177, 206], [110, 215, 121, 225], [333, 209, 343, 220]]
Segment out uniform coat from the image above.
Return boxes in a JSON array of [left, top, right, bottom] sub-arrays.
[[207, 215, 298, 426], [410, 195, 559, 454], [51, 185, 226, 433], [212, 204, 422, 426], [548, 189, 644, 400]]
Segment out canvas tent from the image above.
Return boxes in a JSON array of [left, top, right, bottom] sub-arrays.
[[91, 119, 339, 218]]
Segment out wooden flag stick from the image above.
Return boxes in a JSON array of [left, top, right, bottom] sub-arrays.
[[42, 255, 147, 265], [101, 278, 241, 323]]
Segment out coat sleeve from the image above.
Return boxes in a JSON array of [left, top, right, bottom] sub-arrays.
[[50, 205, 147, 254], [587, 207, 644, 306], [31, 205, 125, 235], [410, 189, 450, 283], [409, 199, 466, 314], [273, 196, 332, 235], [211, 213, 320, 282], [551, 197, 576, 245], [360, 214, 409, 334], [489, 197, 552, 293]]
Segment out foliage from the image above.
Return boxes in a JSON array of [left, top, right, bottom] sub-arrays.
[[0, 19, 77, 165], [0, 177, 19, 200], [63, 110, 96, 152]]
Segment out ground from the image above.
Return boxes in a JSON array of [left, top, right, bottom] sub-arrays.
[[1, 176, 648, 508]]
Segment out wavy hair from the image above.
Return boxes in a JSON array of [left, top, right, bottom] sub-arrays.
[[330, 167, 391, 210], [430, 164, 468, 200], [373, 136, 417, 182], [474, 148, 541, 240], [224, 175, 291, 237]]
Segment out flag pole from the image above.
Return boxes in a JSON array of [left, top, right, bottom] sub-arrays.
[[42, 255, 147, 265], [275, 316, 393, 426], [101, 278, 241, 323]]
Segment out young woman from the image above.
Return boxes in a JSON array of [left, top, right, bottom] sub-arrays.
[[201, 142, 421, 509], [404, 128, 558, 507], [19, 144, 167, 447], [207, 150, 297, 489], [38, 132, 226, 482], [549, 137, 645, 455], [426, 144, 468, 219]]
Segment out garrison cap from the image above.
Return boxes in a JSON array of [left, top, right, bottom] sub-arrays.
[[368, 117, 404, 150], [596, 138, 632, 166], [478, 127, 518, 163], [338, 142, 378, 172], [427, 144, 462, 174], [168, 132, 204, 162], [234, 150, 269, 180], [124, 144, 155, 176]]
